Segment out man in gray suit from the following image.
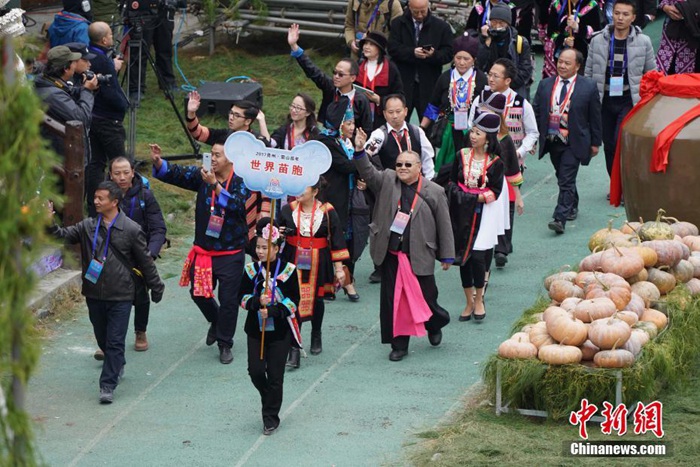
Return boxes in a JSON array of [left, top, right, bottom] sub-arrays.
[[353, 128, 455, 361]]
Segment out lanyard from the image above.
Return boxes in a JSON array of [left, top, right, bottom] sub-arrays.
[[209, 170, 235, 215], [255, 258, 282, 304], [391, 128, 412, 152], [503, 91, 515, 114], [482, 1, 491, 26], [128, 196, 137, 218], [608, 37, 627, 76], [295, 200, 318, 240], [362, 60, 383, 91], [550, 75, 576, 113], [559, 0, 584, 24], [450, 69, 476, 110], [398, 176, 423, 215], [91, 214, 119, 261], [361, 0, 384, 31]]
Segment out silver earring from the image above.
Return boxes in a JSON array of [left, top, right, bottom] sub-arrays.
[[484, 142, 489, 153]]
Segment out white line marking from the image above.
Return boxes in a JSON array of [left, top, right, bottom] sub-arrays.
[[233, 321, 380, 467], [521, 171, 555, 200], [68, 339, 205, 467]]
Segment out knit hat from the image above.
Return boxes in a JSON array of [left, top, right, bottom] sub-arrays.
[[62, 0, 93, 21], [64, 42, 96, 60], [479, 90, 507, 115], [453, 34, 479, 59], [47, 45, 82, 67], [0, 6, 25, 38], [472, 111, 501, 133], [359, 32, 388, 55], [489, 4, 512, 25]]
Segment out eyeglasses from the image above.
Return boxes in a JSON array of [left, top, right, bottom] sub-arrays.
[[333, 70, 352, 77], [229, 111, 246, 119], [395, 162, 415, 168], [487, 72, 504, 79], [289, 104, 306, 112]]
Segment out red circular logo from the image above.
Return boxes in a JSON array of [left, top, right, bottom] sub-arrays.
[[131, 1, 139, 9]]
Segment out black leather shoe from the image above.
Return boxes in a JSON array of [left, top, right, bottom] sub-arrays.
[[286, 347, 300, 369], [206, 323, 217, 346], [310, 333, 322, 355], [494, 253, 508, 268], [219, 346, 233, 364], [428, 330, 442, 347], [548, 220, 565, 234], [343, 287, 360, 302], [567, 208, 578, 221], [389, 349, 408, 361], [369, 269, 382, 284]]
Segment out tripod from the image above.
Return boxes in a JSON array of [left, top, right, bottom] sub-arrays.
[[123, 16, 200, 161]]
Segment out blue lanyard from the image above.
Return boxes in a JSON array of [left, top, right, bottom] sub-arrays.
[[609, 36, 627, 75], [129, 196, 137, 218], [360, 0, 384, 31], [482, 1, 491, 26], [255, 259, 282, 305], [91, 214, 119, 261], [558, 0, 584, 24]]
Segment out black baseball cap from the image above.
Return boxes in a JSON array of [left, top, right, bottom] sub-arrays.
[[64, 42, 97, 60]]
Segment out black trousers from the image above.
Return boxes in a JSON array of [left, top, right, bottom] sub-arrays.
[[460, 249, 489, 288], [189, 251, 244, 349], [406, 81, 428, 120], [247, 333, 291, 429], [87, 298, 131, 389], [380, 252, 450, 351], [86, 117, 127, 216], [133, 278, 151, 332], [547, 140, 580, 225], [601, 95, 633, 177], [495, 201, 516, 256], [128, 9, 176, 94]]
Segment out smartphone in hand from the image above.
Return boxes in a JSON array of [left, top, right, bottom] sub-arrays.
[[421, 44, 434, 51], [202, 152, 212, 172]]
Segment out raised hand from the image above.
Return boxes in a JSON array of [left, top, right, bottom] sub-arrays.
[[288, 24, 300, 51], [187, 91, 201, 115]]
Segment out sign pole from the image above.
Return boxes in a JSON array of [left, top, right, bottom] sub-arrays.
[[260, 198, 277, 360]]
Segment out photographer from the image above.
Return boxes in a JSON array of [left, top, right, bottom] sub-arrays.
[[124, 0, 180, 101], [35, 45, 98, 165], [64, 42, 95, 85], [86, 21, 129, 216]]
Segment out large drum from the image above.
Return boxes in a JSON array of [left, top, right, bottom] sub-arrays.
[[619, 74, 700, 227]]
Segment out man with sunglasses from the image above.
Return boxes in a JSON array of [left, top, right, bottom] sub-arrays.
[[287, 23, 373, 135], [354, 129, 454, 362]]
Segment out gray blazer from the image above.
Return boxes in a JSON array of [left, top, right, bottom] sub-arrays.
[[355, 154, 455, 276], [584, 25, 657, 105]]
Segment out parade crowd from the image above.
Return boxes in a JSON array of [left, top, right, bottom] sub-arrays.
[[4, 0, 695, 436]]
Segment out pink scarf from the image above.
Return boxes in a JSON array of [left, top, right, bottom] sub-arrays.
[[392, 252, 432, 337]]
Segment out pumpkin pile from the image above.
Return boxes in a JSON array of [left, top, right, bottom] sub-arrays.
[[497, 211, 700, 368]]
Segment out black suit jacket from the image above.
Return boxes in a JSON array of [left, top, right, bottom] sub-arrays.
[[533, 75, 602, 166]]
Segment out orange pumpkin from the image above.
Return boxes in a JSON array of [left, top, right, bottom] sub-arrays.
[[633, 246, 659, 268], [594, 349, 636, 368], [572, 298, 616, 323], [621, 221, 641, 235], [546, 314, 588, 346], [621, 329, 649, 356], [584, 273, 632, 311], [579, 251, 604, 272], [538, 344, 583, 365], [588, 220, 621, 252], [616, 311, 639, 327], [559, 297, 583, 312], [630, 281, 661, 307], [623, 292, 647, 318], [626, 268, 649, 285], [544, 270, 578, 290], [588, 317, 632, 350], [498, 336, 538, 359], [548, 280, 584, 302], [599, 246, 645, 279], [579, 340, 600, 361], [647, 268, 677, 294], [682, 235, 700, 252], [641, 308, 668, 331], [528, 321, 556, 348]]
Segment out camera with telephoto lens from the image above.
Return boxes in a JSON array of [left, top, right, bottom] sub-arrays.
[[84, 70, 113, 85]]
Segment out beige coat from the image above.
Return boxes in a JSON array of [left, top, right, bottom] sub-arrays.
[[344, 0, 404, 47], [355, 155, 454, 276]]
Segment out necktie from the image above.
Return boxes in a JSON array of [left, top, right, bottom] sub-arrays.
[[414, 22, 422, 44], [393, 130, 405, 151], [558, 79, 570, 105]]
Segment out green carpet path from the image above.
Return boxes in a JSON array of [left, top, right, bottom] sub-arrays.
[[27, 20, 665, 466]]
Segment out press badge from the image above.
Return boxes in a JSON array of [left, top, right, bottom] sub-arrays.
[[206, 214, 224, 238], [296, 248, 312, 270], [390, 211, 411, 235], [609, 76, 624, 97], [85, 259, 104, 284], [547, 114, 561, 135], [453, 110, 469, 130]]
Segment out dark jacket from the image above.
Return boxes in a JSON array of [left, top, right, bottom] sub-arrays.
[[547, 0, 601, 66], [355, 57, 405, 129], [239, 259, 300, 341], [425, 67, 488, 118], [476, 26, 533, 93], [35, 74, 93, 159], [533, 74, 602, 165], [51, 211, 164, 301], [113, 175, 167, 258], [387, 9, 454, 116], [319, 135, 359, 233], [153, 161, 250, 251], [89, 43, 129, 121], [293, 50, 373, 135]]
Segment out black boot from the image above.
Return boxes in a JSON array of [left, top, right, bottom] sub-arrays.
[[286, 347, 300, 368], [310, 331, 322, 355]]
